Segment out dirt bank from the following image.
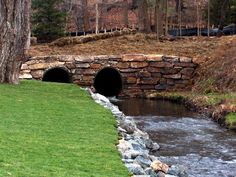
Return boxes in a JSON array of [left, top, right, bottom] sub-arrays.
[[193, 37, 236, 92], [28, 34, 232, 58]]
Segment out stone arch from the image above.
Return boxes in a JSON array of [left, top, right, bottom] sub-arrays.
[[42, 67, 71, 83], [94, 67, 123, 96]]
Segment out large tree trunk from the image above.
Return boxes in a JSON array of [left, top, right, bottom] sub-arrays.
[[0, 0, 31, 84]]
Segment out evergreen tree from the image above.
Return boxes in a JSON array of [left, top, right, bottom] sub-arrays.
[[32, 0, 66, 42], [229, 0, 236, 24], [209, 0, 236, 28]]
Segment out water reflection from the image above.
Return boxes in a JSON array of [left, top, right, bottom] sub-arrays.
[[114, 98, 198, 117], [113, 98, 236, 177]]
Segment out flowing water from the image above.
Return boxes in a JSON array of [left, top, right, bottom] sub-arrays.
[[113, 99, 236, 177]]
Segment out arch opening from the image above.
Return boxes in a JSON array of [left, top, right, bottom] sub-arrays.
[[94, 67, 122, 97], [42, 67, 71, 83]]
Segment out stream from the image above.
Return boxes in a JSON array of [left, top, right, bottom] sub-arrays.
[[113, 98, 236, 177]]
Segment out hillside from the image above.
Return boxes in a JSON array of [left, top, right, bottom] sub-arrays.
[[193, 37, 236, 92]]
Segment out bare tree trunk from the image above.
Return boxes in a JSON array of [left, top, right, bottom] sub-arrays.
[[178, 0, 182, 36], [159, 0, 164, 35], [138, 0, 151, 33], [165, 0, 168, 35], [64, 0, 73, 32], [199, 7, 202, 36], [155, 0, 164, 38], [197, 2, 200, 36], [82, 0, 89, 32], [123, 0, 129, 28], [0, 0, 31, 84], [170, 15, 173, 30], [156, 0, 160, 40], [95, 1, 99, 34], [208, 0, 210, 37], [100, 0, 108, 30], [219, 0, 229, 30], [25, 24, 31, 50]]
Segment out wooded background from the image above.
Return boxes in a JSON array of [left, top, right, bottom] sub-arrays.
[[31, 0, 236, 41], [62, 0, 236, 33]]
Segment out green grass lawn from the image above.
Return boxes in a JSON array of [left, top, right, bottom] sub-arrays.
[[0, 80, 129, 177]]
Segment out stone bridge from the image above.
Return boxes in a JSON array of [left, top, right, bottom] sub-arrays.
[[20, 54, 197, 97]]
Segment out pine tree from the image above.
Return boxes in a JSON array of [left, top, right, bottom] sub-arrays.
[[32, 0, 66, 42], [209, 0, 236, 28]]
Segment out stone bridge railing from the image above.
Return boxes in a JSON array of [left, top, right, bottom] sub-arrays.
[[20, 54, 197, 97]]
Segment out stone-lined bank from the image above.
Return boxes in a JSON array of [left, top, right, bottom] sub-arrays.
[[20, 54, 197, 97], [88, 89, 188, 177]]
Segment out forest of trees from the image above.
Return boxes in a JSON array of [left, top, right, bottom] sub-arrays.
[[31, 0, 236, 41]]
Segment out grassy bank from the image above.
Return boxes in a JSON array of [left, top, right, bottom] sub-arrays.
[[149, 92, 236, 130], [0, 81, 129, 177], [226, 113, 236, 129]]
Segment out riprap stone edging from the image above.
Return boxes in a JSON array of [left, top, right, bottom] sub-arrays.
[[20, 54, 197, 97], [88, 89, 188, 177]]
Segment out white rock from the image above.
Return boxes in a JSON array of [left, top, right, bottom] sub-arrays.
[[149, 155, 159, 162], [133, 129, 149, 139], [151, 143, 160, 151], [92, 93, 110, 104], [125, 163, 146, 175], [21, 64, 28, 70], [122, 159, 134, 163], [130, 150, 148, 159], [120, 119, 137, 134], [19, 73, 32, 79], [134, 155, 152, 169], [117, 139, 132, 152]]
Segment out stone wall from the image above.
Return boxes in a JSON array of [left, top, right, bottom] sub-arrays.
[[20, 54, 197, 97], [50, 28, 136, 47]]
